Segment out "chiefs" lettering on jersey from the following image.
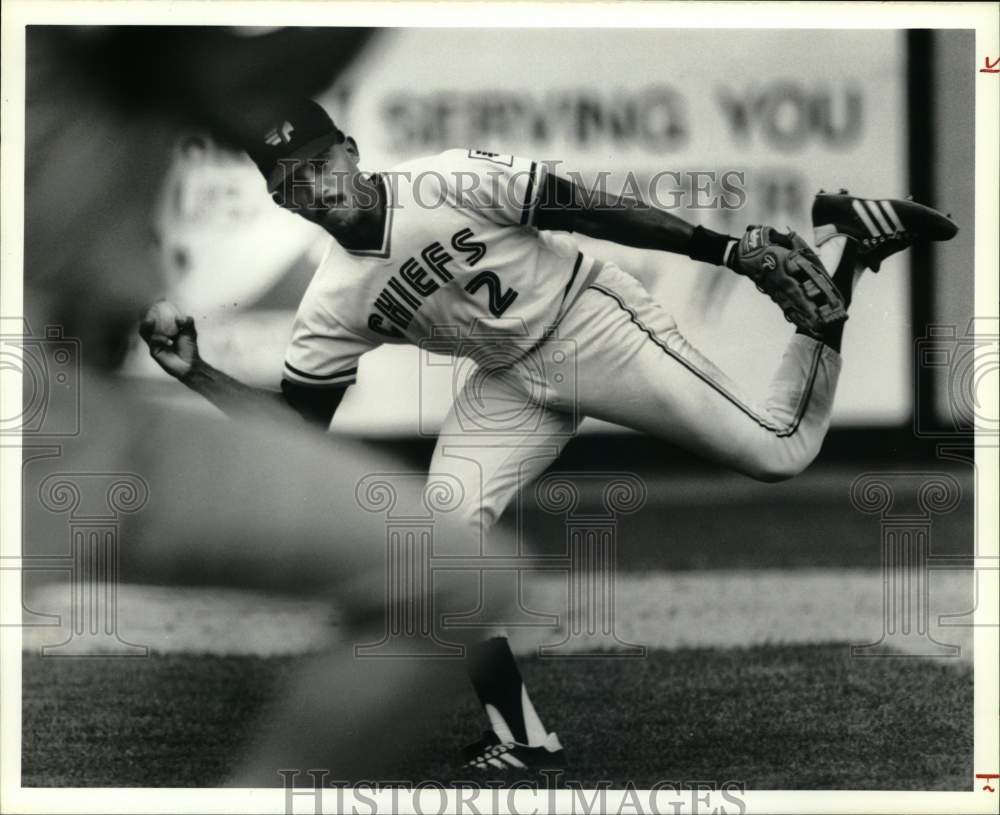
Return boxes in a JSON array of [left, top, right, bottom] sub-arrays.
[[368, 227, 499, 338]]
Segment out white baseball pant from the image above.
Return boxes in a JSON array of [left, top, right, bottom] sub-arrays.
[[428, 257, 843, 537]]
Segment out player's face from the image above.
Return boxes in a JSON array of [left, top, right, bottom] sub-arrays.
[[271, 140, 370, 232]]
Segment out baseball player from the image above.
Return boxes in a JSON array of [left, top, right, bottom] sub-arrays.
[[140, 98, 957, 773]]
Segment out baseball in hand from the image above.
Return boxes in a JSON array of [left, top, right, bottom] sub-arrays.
[[145, 300, 184, 341], [140, 299, 198, 379]]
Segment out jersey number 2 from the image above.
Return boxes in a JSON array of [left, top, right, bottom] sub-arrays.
[[465, 271, 518, 317]]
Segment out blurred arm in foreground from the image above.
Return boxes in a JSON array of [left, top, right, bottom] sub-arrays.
[[20, 25, 490, 783]]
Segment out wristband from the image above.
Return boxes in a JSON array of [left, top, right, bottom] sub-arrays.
[[687, 225, 735, 267]]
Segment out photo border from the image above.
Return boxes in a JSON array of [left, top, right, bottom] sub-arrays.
[[1, 2, 997, 814]]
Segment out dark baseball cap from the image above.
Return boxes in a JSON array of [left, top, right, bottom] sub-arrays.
[[246, 99, 346, 192]]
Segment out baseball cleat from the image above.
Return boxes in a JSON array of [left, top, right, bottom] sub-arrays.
[[811, 192, 958, 271], [462, 730, 566, 772]]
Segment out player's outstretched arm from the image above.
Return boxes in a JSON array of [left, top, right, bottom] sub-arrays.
[[533, 175, 852, 337], [534, 172, 735, 268], [139, 301, 343, 429]]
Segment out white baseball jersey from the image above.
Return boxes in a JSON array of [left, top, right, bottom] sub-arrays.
[[282, 149, 600, 388]]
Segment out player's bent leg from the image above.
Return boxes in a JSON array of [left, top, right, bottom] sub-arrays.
[[428, 368, 578, 769], [428, 365, 577, 546], [554, 263, 842, 482]]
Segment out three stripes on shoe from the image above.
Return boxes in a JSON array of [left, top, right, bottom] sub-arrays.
[[852, 198, 906, 239]]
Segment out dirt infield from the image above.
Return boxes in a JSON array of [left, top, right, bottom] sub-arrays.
[[21, 568, 974, 660]]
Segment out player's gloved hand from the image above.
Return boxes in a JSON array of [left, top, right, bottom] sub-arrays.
[[726, 225, 847, 337], [139, 300, 200, 380]]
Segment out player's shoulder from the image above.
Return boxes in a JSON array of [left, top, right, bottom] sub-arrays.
[[386, 148, 517, 177], [295, 241, 361, 320], [385, 149, 525, 210], [307, 238, 351, 287], [383, 150, 454, 177]]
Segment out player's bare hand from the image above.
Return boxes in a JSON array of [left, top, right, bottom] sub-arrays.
[[139, 300, 200, 379]]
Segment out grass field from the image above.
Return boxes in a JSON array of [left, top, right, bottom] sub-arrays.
[[22, 644, 972, 789], [18, 463, 977, 790]]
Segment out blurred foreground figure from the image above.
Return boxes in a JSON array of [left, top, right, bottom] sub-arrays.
[[25, 26, 376, 363], [20, 25, 485, 783]]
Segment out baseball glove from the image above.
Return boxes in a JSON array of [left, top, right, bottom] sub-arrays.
[[728, 225, 847, 337]]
